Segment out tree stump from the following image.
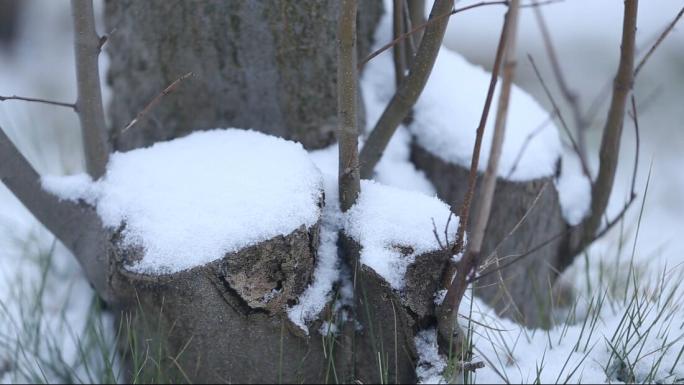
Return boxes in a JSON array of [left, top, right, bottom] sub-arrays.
[[108, 222, 337, 383], [411, 142, 569, 328], [340, 232, 454, 384]]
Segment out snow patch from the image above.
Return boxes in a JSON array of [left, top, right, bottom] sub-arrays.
[[415, 328, 447, 384], [42, 173, 97, 205], [345, 180, 457, 290], [555, 150, 592, 225], [287, 173, 342, 332], [43, 129, 323, 275], [368, 44, 562, 181]]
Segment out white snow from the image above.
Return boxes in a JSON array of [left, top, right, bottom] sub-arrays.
[[287, 172, 342, 332], [415, 328, 447, 384], [555, 150, 592, 226], [43, 129, 323, 275], [42, 173, 97, 204], [345, 180, 458, 290], [362, 10, 563, 183]]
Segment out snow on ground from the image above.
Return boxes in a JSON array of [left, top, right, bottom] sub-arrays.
[[43, 129, 323, 275], [1, 0, 683, 382]]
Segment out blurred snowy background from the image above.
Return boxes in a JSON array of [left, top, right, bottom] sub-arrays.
[[0, 0, 682, 383]]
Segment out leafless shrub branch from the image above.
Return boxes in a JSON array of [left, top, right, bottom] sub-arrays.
[[120, 72, 194, 135], [338, 0, 360, 212], [436, 0, 522, 356], [0, 95, 76, 110], [72, 0, 110, 179], [578, 0, 638, 249]]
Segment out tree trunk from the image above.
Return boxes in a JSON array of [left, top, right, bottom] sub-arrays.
[[0, 0, 21, 49], [109, 223, 330, 383], [340, 234, 452, 384], [102, 1, 397, 382], [411, 143, 569, 328], [104, 0, 382, 151]]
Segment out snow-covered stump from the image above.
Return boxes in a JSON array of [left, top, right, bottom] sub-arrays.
[[411, 144, 568, 327], [44, 129, 336, 382], [343, 181, 458, 383], [108, 225, 327, 383], [400, 44, 578, 328], [359, 10, 585, 327]]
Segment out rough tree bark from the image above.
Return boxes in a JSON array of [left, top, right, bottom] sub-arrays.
[[413, 145, 567, 328], [101, 1, 403, 383], [104, 0, 382, 151]]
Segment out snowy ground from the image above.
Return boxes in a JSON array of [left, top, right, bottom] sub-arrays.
[[1, 0, 683, 383]]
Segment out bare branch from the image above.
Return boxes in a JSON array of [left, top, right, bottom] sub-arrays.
[[478, 181, 550, 273], [437, 0, 522, 356], [569, 94, 641, 255], [0, 95, 76, 110], [528, 55, 592, 179], [580, 0, 638, 247], [72, 0, 109, 179], [120, 72, 194, 135], [0, 126, 110, 299], [452, 12, 510, 262], [634, 5, 684, 78], [392, 0, 408, 87], [358, 0, 561, 71], [469, 0, 521, 273], [532, 1, 588, 161], [402, 0, 420, 57], [406, 0, 426, 45], [338, 0, 360, 212], [358, 0, 454, 180]]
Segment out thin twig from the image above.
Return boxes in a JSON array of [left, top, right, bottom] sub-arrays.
[[505, 115, 553, 180], [528, 54, 592, 180], [451, 12, 510, 256], [532, 0, 588, 161], [634, 5, 684, 78], [432, 13, 510, 356], [120, 72, 193, 135], [402, 0, 419, 59], [393, 0, 408, 87], [628, 95, 640, 198], [358, 0, 561, 70], [436, 0, 522, 356], [0, 95, 76, 110], [477, 182, 550, 274], [468, 229, 570, 284]]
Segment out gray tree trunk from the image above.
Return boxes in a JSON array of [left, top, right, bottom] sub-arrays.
[[104, 0, 382, 151], [101, 1, 427, 383], [0, 0, 21, 49], [411, 143, 570, 328], [109, 223, 329, 383]]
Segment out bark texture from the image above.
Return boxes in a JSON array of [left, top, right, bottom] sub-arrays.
[[109, 223, 330, 383], [104, 0, 383, 151], [411, 144, 568, 327], [341, 235, 453, 384]]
